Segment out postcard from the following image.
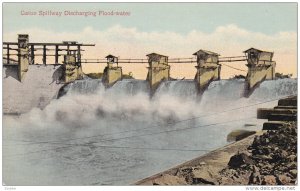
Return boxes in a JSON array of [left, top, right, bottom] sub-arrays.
[[2, 2, 298, 189]]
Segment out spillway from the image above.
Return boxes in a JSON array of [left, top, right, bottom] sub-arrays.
[[3, 78, 297, 185]]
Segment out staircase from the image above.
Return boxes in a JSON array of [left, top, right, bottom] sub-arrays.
[[257, 96, 297, 130]]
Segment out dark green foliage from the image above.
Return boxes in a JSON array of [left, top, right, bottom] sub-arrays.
[[275, 73, 292, 79]]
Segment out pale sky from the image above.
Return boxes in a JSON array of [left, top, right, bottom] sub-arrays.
[[2, 3, 297, 79]]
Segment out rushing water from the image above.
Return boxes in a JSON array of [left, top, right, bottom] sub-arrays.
[[3, 78, 297, 185]]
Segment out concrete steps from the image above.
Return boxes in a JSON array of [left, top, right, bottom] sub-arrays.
[[257, 108, 296, 119], [268, 114, 297, 121], [278, 97, 297, 107], [263, 121, 287, 130], [258, 96, 297, 131], [274, 106, 297, 110]]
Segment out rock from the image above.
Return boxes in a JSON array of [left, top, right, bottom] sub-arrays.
[[191, 167, 217, 185], [217, 120, 296, 185], [152, 174, 187, 185], [179, 167, 193, 173], [271, 150, 288, 162], [277, 174, 291, 185], [288, 155, 297, 162], [252, 136, 261, 147], [192, 177, 215, 185], [289, 169, 297, 179], [252, 165, 260, 172], [218, 177, 234, 185], [280, 150, 288, 158], [287, 162, 297, 170], [264, 163, 273, 170], [253, 154, 272, 161], [262, 147, 271, 155], [199, 162, 206, 166], [228, 153, 254, 168], [249, 172, 262, 185], [262, 175, 277, 185]]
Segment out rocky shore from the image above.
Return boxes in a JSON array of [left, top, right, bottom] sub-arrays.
[[219, 121, 297, 185], [135, 96, 297, 185]]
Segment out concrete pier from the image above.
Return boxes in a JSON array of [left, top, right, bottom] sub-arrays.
[[244, 48, 276, 95], [193, 50, 221, 93], [63, 54, 83, 83], [18, 34, 29, 81], [146, 53, 170, 92], [102, 54, 122, 87]]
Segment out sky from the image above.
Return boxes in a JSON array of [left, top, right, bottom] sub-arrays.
[[2, 3, 298, 79]]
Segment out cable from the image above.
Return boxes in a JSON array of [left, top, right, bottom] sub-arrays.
[[221, 63, 247, 72], [76, 145, 212, 152], [4, 94, 295, 147]]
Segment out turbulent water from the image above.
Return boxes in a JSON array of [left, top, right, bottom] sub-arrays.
[[3, 78, 297, 185]]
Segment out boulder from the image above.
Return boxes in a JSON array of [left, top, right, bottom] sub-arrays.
[[262, 175, 276, 185], [288, 155, 297, 162], [277, 174, 291, 185], [228, 153, 254, 168], [249, 172, 262, 185], [287, 162, 297, 170], [289, 169, 297, 179], [191, 167, 217, 185]]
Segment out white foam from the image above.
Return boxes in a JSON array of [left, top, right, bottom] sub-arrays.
[[3, 78, 297, 185]]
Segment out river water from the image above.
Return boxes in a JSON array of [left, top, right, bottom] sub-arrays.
[[3, 78, 297, 185]]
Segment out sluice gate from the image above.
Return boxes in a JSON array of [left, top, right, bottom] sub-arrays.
[[3, 34, 277, 97]]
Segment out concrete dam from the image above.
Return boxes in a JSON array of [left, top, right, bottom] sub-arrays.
[[3, 34, 297, 185], [3, 34, 279, 114], [3, 64, 294, 115]]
